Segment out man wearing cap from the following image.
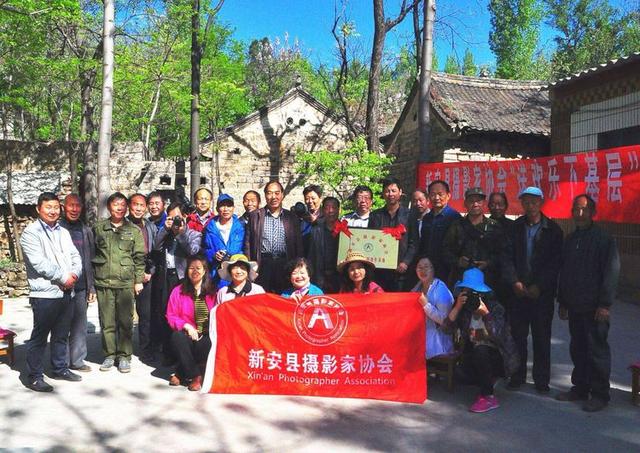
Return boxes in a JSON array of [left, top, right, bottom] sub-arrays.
[[442, 187, 507, 288], [504, 186, 563, 393], [244, 180, 303, 293], [556, 194, 620, 412], [186, 186, 214, 233], [203, 194, 245, 288]]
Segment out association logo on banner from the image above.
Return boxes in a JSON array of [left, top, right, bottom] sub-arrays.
[[294, 296, 348, 346]]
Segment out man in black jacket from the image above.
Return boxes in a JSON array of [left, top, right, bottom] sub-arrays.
[[555, 194, 620, 412], [60, 194, 95, 373], [369, 177, 417, 291], [504, 187, 563, 393], [442, 187, 507, 289]]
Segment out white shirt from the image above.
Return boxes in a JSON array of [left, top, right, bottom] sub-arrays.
[[216, 220, 232, 245], [342, 211, 370, 228]]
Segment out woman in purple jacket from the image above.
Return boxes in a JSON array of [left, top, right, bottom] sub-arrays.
[[165, 255, 216, 391]]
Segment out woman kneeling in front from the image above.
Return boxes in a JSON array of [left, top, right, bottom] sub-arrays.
[[166, 255, 216, 391], [443, 268, 519, 413]]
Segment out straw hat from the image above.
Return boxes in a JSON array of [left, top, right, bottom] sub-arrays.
[[337, 250, 375, 272], [218, 254, 258, 281]]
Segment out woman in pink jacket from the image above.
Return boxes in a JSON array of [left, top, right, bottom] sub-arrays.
[[165, 255, 216, 391]]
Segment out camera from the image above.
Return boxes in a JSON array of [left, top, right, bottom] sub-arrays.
[[172, 215, 183, 228], [291, 201, 309, 219], [463, 290, 482, 312]]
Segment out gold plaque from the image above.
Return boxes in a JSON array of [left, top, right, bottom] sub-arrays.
[[337, 228, 399, 270]]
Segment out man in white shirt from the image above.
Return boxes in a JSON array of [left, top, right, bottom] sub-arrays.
[[342, 185, 373, 228]]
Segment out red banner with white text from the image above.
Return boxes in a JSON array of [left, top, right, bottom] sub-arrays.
[[416, 146, 640, 223], [202, 293, 427, 404]]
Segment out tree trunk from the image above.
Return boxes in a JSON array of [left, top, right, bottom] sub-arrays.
[[79, 43, 101, 224], [190, 0, 201, 199], [366, 0, 386, 152], [5, 161, 23, 262], [418, 0, 435, 162], [96, 0, 115, 219], [413, 1, 422, 72]]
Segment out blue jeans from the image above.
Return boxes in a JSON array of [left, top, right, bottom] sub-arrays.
[[27, 294, 73, 380]]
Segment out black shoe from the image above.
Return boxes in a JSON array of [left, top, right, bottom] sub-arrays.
[[555, 390, 588, 402], [140, 352, 157, 364], [27, 378, 54, 392], [51, 370, 82, 382], [583, 398, 608, 412], [70, 364, 92, 372], [535, 384, 550, 394]]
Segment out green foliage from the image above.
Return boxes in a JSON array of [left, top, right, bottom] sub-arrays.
[[443, 55, 460, 74], [295, 136, 395, 210], [462, 49, 477, 76], [489, 0, 545, 79], [545, 0, 640, 78]]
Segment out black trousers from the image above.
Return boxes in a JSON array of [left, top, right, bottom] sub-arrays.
[[256, 255, 288, 294], [462, 344, 504, 396], [568, 309, 611, 401], [508, 298, 554, 386], [171, 330, 212, 379], [135, 281, 152, 355], [152, 270, 179, 353], [27, 294, 73, 380]]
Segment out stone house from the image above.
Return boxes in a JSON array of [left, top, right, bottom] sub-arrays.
[[200, 84, 351, 203], [548, 52, 640, 293], [381, 72, 551, 194]]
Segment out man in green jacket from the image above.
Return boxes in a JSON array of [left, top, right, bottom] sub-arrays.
[[93, 192, 145, 373]]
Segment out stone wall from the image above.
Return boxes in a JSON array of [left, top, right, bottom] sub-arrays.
[[202, 92, 350, 204]]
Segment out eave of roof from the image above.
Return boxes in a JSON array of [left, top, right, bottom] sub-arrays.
[[548, 52, 640, 88]]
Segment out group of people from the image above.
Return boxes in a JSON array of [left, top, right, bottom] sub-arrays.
[[19, 176, 620, 415]]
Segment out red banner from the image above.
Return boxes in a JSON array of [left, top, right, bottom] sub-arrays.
[[416, 146, 640, 223], [202, 293, 427, 404]]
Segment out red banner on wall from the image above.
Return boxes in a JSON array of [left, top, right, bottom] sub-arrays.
[[202, 293, 427, 404], [416, 145, 640, 223]]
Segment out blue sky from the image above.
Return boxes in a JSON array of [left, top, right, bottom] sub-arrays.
[[216, 0, 550, 71], [217, 0, 632, 71]]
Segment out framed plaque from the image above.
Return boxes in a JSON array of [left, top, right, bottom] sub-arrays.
[[336, 228, 399, 270]]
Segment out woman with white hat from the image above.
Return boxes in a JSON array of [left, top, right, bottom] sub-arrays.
[[338, 250, 385, 294], [215, 254, 265, 304]]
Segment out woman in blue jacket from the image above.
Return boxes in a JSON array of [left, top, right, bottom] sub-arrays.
[[202, 194, 245, 288]]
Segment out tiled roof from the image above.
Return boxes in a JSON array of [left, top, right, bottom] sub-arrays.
[[549, 52, 640, 88], [429, 73, 550, 136]]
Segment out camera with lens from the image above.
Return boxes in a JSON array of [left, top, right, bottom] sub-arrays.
[[291, 201, 309, 219], [172, 215, 183, 228], [463, 290, 482, 312]]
